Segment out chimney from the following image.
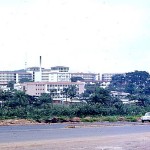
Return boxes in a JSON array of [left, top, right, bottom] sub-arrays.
[[39, 56, 42, 81], [40, 56, 42, 72]]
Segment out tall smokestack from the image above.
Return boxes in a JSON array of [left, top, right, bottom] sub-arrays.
[[25, 52, 28, 71], [39, 56, 42, 81], [40, 56, 42, 72]]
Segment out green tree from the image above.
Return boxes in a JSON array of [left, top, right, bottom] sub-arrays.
[[62, 88, 69, 103], [109, 74, 126, 92], [6, 91, 29, 108], [68, 85, 77, 102], [0, 90, 13, 101], [62, 85, 77, 103], [109, 71, 150, 95], [125, 83, 136, 94], [126, 71, 149, 85], [90, 87, 112, 105], [71, 77, 84, 82], [7, 81, 15, 90], [37, 93, 52, 106], [83, 83, 101, 98]]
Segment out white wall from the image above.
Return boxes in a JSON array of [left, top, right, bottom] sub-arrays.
[[34, 72, 42, 82]]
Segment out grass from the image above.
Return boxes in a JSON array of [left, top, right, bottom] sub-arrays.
[[124, 116, 140, 122], [0, 115, 141, 123], [81, 115, 140, 123]]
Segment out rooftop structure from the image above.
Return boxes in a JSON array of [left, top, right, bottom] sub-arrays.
[[51, 66, 69, 72], [26, 67, 44, 72]]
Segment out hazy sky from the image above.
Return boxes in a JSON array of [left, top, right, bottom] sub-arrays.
[[0, 0, 150, 73]]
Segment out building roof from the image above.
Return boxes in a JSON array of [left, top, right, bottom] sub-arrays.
[[51, 66, 69, 68], [21, 81, 84, 85], [0, 71, 32, 74], [71, 72, 97, 75]]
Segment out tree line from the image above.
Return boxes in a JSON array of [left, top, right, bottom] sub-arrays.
[[0, 70, 150, 121], [108, 70, 150, 106]]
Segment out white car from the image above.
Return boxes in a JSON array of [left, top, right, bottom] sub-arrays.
[[141, 112, 150, 123]]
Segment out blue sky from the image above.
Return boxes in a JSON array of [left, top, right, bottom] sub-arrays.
[[0, 0, 150, 73]]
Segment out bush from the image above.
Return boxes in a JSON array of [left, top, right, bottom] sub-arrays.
[[125, 116, 139, 122], [81, 117, 99, 122], [101, 116, 118, 122], [1, 100, 150, 122]]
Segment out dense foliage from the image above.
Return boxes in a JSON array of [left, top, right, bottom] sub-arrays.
[[1, 71, 150, 121], [108, 71, 150, 106], [0, 86, 149, 121], [108, 71, 150, 94]]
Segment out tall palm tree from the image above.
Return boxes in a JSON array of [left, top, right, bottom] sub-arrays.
[[62, 85, 77, 104]]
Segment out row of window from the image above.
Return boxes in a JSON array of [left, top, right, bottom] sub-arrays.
[[36, 93, 40, 95], [36, 84, 45, 86], [47, 85, 69, 88], [36, 89, 44, 91]]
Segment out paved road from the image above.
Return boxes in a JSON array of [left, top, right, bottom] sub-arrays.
[[0, 122, 150, 143]]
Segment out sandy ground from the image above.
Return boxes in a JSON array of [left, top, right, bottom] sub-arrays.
[[0, 132, 150, 150]]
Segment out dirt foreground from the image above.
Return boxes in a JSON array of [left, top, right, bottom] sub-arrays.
[[0, 132, 150, 150], [0, 119, 38, 126]]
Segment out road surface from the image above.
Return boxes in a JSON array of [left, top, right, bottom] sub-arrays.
[[0, 122, 150, 149]]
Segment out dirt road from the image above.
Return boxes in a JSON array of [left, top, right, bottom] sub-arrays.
[[0, 132, 150, 150]]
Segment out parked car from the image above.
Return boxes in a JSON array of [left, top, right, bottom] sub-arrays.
[[141, 112, 150, 123]]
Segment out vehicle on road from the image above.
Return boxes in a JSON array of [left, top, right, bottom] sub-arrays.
[[141, 112, 150, 123]]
